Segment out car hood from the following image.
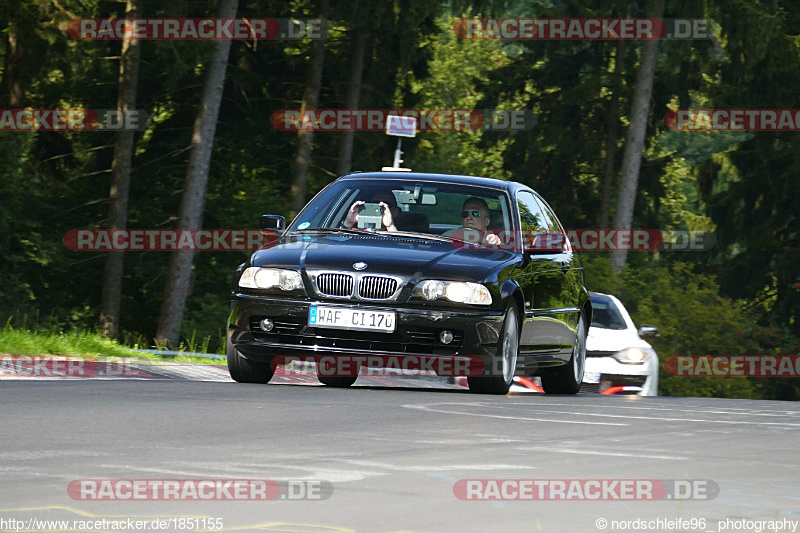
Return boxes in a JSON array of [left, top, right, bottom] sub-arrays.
[[250, 232, 516, 281], [586, 326, 652, 352]]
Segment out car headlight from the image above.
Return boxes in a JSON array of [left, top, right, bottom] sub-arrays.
[[612, 347, 654, 365], [414, 280, 492, 305], [239, 267, 303, 291]]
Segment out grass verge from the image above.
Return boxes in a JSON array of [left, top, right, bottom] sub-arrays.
[[0, 325, 223, 365]]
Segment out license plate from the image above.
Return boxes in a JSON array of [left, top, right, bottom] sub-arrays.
[[309, 306, 396, 333], [583, 372, 601, 384]]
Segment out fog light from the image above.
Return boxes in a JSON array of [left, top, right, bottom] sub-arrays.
[[439, 330, 454, 344], [259, 318, 274, 332]]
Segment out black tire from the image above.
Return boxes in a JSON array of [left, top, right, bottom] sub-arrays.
[[468, 305, 519, 395], [315, 356, 358, 387], [226, 337, 274, 384], [540, 312, 587, 394], [317, 374, 358, 388]]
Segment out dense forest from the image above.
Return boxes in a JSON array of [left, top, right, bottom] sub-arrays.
[[1, 0, 798, 399]]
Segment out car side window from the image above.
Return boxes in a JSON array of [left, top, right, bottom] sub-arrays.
[[516, 191, 548, 233], [532, 195, 561, 232]]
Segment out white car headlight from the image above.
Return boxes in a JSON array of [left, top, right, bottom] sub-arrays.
[[613, 347, 654, 365], [239, 267, 303, 291], [414, 280, 492, 305]]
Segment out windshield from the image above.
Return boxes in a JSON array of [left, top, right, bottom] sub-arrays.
[[288, 178, 513, 238], [589, 296, 628, 330]]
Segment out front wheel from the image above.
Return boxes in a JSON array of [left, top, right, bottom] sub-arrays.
[[227, 338, 274, 384], [317, 374, 358, 387], [468, 305, 519, 395], [540, 312, 586, 394]]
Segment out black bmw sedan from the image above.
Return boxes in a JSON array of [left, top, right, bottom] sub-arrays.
[[227, 172, 591, 395]]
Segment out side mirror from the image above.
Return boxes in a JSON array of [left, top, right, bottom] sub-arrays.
[[260, 214, 285, 234], [638, 324, 659, 338], [525, 231, 569, 254]]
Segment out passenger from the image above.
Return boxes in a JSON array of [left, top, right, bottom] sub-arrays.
[[445, 197, 501, 245], [342, 190, 399, 231]]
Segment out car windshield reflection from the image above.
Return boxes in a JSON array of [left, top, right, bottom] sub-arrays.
[[289, 178, 513, 239]]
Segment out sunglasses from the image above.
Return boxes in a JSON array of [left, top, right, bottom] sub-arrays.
[[462, 210, 483, 218]]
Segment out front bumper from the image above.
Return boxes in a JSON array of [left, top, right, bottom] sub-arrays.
[[582, 354, 659, 396], [229, 294, 507, 368]]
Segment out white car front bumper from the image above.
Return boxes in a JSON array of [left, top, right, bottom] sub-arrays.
[[582, 354, 659, 396]]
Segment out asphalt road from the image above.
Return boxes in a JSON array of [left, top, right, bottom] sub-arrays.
[[1, 367, 799, 533]]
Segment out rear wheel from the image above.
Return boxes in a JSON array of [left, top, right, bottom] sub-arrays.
[[468, 305, 519, 395], [540, 312, 586, 394], [226, 338, 274, 384]]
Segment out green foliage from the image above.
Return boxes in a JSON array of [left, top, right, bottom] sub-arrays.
[[0, 321, 222, 364], [584, 255, 800, 399], [0, 319, 141, 358], [404, 15, 514, 178], [1, 0, 799, 400]]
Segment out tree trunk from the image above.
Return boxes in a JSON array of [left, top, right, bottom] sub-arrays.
[[155, 0, 239, 346], [99, 0, 142, 338], [291, 0, 329, 216], [2, 17, 25, 107], [610, 0, 665, 270], [599, 39, 625, 229], [336, 28, 366, 176]]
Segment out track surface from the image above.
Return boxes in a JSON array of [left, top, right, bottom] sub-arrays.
[[1, 363, 799, 532]]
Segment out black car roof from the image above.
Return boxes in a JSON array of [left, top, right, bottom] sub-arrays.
[[337, 171, 525, 193]]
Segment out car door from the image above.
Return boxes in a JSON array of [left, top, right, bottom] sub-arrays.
[[533, 192, 583, 353], [514, 190, 577, 366]]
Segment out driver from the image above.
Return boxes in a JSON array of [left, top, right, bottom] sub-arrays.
[[445, 197, 501, 245], [342, 190, 399, 232]]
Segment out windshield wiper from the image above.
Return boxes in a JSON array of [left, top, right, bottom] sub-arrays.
[[372, 229, 450, 241], [291, 227, 366, 236], [292, 227, 449, 242]]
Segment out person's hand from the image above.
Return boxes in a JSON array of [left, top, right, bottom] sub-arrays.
[[485, 232, 501, 245], [344, 201, 364, 227], [378, 202, 397, 231]]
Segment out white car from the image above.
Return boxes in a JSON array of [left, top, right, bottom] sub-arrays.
[[582, 292, 659, 396]]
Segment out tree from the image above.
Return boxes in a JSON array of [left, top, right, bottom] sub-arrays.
[[696, 0, 800, 337], [155, 0, 239, 346], [336, 26, 366, 176], [99, 0, 142, 339], [610, 0, 665, 269], [290, 0, 329, 216], [599, 40, 626, 228]]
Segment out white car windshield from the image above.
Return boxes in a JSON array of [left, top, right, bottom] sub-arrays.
[[590, 297, 628, 330]]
